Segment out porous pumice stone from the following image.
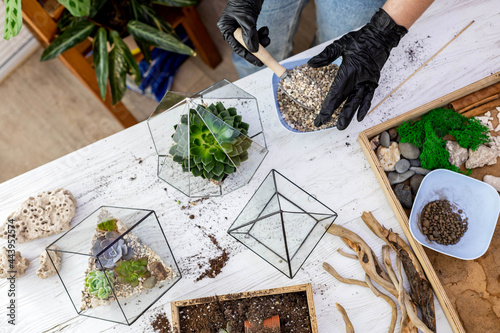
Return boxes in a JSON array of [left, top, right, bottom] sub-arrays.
[[37, 245, 61, 279], [446, 141, 468, 167], [465, 145, 498, 169], [377, 142, 400, 172], [0, 246, 29, 278], [0, 189, 76, 244], [483, 175, 500, 192]]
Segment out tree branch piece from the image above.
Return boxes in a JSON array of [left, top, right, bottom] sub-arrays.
[[336, 303, 355, 333], [337, 248, 358, 260]]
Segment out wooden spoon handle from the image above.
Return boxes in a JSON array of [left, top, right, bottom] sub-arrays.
[[233, 27, 287, 77]]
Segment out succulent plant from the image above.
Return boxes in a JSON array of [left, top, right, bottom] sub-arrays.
[[219, 323, 232, 333], [169, 102, 252, 183], [85, 270, 114, 300], [114, 258, 150, 287], [92, 231, 133, 269], [97, 219, 118, 232]]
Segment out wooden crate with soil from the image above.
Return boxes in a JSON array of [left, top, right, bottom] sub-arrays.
[[171, 283, 318, 333], [358, 72, 500, 333]]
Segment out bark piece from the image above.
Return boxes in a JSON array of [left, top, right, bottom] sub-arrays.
[[336, 303, 355, 333]]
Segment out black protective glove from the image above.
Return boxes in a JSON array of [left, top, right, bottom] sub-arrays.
[[308, 9, 407, 130], [217, 0, 270, 67]]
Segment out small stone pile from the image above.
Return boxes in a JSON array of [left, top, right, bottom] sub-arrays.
[[420, 200, 468, 245], [372, 128, 429, 208], [277, 64, 343, 132]]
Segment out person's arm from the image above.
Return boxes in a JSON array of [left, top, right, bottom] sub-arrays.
[[383, 0, 434, 29]]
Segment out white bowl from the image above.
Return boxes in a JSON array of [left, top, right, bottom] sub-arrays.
[[409, 169, 500, 260]]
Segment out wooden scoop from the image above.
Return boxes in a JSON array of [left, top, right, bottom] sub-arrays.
[[244, 315, 280, 333], [233, 28, 322, 110]]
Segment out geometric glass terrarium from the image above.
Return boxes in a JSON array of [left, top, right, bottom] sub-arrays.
[[228, 170, 338, 278], [147, 79, 268, 197], [46, 206, 181, 325]]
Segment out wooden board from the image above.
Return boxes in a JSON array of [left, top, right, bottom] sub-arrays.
[[358, 72, 500, 333], [171, 283, 318, 333]]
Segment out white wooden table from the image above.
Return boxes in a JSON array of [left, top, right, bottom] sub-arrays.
[[1, 1, 499, 332]]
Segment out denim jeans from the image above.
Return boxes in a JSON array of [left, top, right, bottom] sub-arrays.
[[232, 0, 386, 77]]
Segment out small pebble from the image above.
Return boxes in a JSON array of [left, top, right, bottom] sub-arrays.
[[380, 131, 390, 148], [388, 170, 415, 185], [410, 166, 431, 175], [409, 159, 421, 167], [395, 159, 410, 173], [410, 174, 424, 194], [394, 183, 413, 209], [399, 142, 420, 159], [388, 128, 398, 141]]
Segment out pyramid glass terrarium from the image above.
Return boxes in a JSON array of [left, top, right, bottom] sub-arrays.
[[148, 79, 268, 197], [228, 170, 338, 278], [47, 206, 181, 325]]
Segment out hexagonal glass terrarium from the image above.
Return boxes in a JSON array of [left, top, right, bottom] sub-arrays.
[[148, 79, 268, 197], [228, 170, 338, 278], [46, 206, 181, 325]]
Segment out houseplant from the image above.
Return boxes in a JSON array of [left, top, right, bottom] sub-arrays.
[[2, 0, 197, 104]]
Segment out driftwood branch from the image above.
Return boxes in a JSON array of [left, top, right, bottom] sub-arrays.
[[327, 225, 397, 297], [335, 303, 355, 333], [323, 263, 397, 333], [361, 211, 436, 332], [337, 248, 358, 260]]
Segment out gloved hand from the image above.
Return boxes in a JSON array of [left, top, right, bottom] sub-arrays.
[[217, 0, 270, 66], [308, 9, 407, 130]]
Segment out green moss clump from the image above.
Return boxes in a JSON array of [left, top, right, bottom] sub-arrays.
[[97, 219, 117, 232], [397, 108, 490, 172]]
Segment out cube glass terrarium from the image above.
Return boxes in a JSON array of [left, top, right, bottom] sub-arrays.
[[148, 79, 268, 197], [228, 170, 338, 278], [47, 206, 181, 325]]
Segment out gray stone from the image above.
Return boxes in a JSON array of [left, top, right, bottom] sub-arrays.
[[410, 174, 425, 194], [394, 183, 413, 209], [409, 159, 421, 167], [380, 131, 390, 148], [377, 142, 400, 172], [399, 142, 420, 159], [395, 159, 410, 173], [388, 170, 415, 185], [446, 141, 468, 167], [410, 167, 431, 175], [388, 128, 398, 141], [143, 276, 157, 289]]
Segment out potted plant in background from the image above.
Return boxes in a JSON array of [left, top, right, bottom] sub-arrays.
[[2, 0, 198, 104]]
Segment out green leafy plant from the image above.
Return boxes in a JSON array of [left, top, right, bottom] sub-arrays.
[[114, 257, 150, 287], [169, 102, 252, 183], [397, 108, 490, 172], [218, 323, 232, 333], [2, 0, 197, 103], [97, 218, 118, 232], [85, 270, 114, 299]]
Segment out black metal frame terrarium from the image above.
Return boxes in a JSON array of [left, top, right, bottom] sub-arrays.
[[228, 169, 338, 278], [148, 79, 268, 198], [46, 206, 181, 325]]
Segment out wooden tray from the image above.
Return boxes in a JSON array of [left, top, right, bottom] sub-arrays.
[[358, 72, 500, 333], [171, 283, 318, 332]]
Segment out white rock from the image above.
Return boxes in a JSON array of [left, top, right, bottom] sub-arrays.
[[465, 145, 498, 169], [488, 121, 494, 131], [446, 141, 468, 167], [495, 124, 500, 132], [0, 189, 76, 244], [485, 111, 491, 117], [377, 142, 400, 172], [475, 116, 489, 126], [496, 107, 500, 112], [37, 245, 61, 279], [0, 246, 29, 278], [484, 175, 500, 192]]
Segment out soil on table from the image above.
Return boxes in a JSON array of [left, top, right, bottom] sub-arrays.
[[277, 64, 343, 132], [178, 291, 311, 333], [151, 311, 172, 333]]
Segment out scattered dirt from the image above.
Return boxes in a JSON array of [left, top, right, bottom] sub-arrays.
[[178, 291, 311, 333], [420, 200, 468, 245], [151, 311, 172, 333], [194, 225, 230, 282], [189, 215, 195, 220]]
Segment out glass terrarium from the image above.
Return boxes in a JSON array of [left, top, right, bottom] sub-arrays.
[[46, 206, 181, 325], [228, 169, 338, 278], [148, 79, 268, 197]]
